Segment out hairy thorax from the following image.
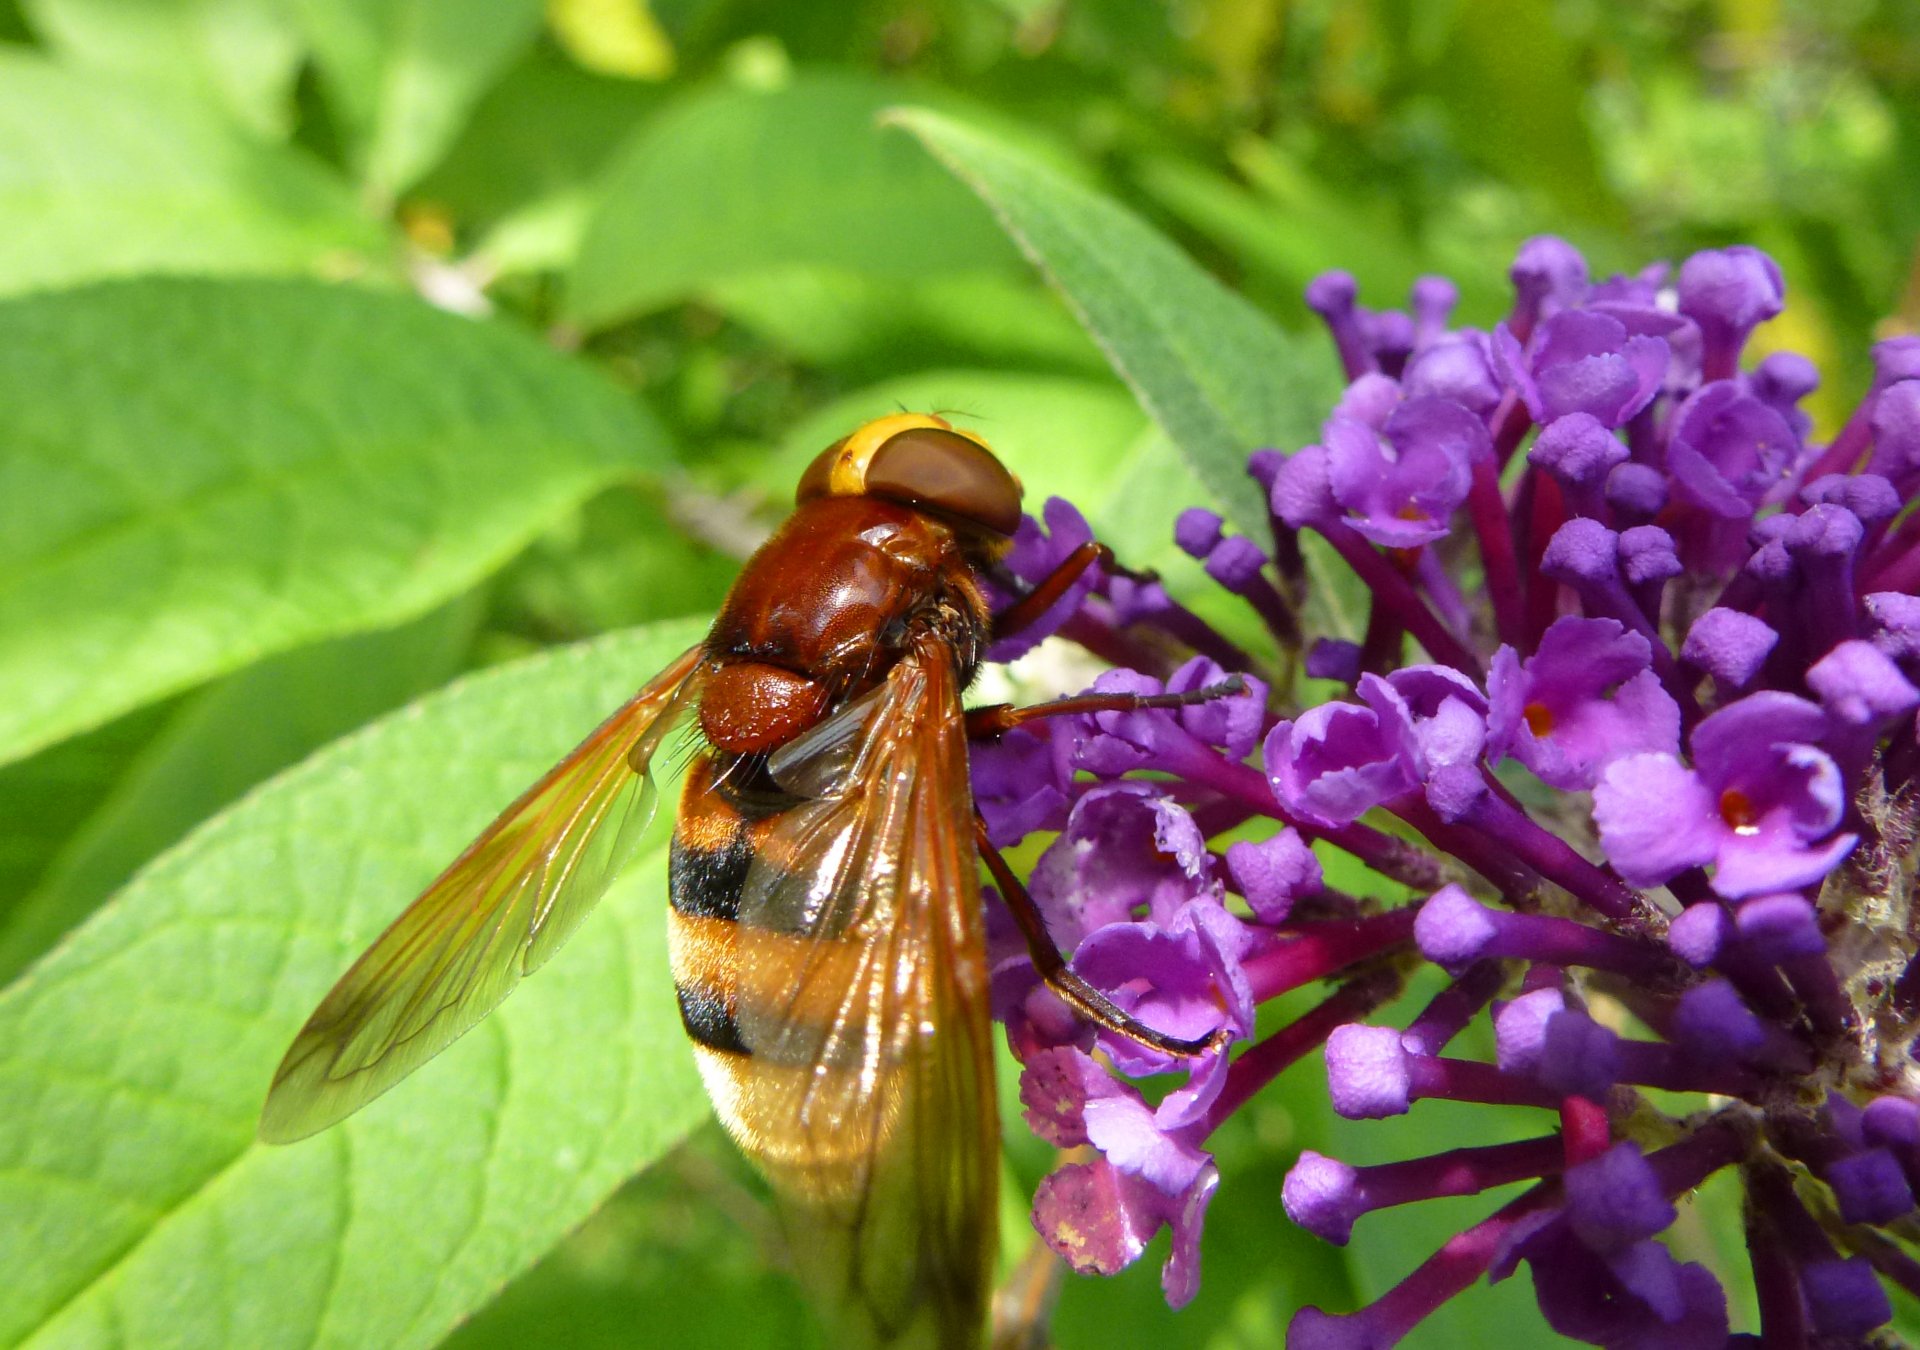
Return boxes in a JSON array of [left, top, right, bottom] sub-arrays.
[[697, 496, 988, 755]]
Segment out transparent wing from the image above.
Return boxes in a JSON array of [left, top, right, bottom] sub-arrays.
[[259, 645, 707, 1144], [733, 638, 997, 1349]]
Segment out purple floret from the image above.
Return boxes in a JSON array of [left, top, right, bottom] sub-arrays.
[[978, 234, 1920, 1342]]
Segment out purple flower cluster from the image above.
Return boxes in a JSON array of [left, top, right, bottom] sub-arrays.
[[976, 237, 1920, 1345]]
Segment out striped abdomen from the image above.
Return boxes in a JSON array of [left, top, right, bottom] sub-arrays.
[[666, 753, 892, 1198]]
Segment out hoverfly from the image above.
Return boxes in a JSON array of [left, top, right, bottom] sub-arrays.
[[260, 414, 1226, 1348]]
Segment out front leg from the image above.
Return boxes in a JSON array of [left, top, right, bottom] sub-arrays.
[[974, 815, 1230, 1059]]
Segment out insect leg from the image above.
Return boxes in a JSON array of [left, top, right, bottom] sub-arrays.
[[964, 676, 1245, 740], [988, 541, 1154, 642], [974, 816, 1230, 1058]]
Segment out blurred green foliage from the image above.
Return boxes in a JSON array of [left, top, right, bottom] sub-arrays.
[[0, 0, 1915, 1346]]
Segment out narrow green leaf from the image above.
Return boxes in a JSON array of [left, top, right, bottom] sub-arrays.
[[568, 74, 1021, 329], [890, 107, 1335, 541], [20, 0, 306, 137], [293, 0, 545, 205], [0, 277, 672, 767], [0, 597, 483, 982], [0, 50, 384, 298], [0, 618, 711, 1349]]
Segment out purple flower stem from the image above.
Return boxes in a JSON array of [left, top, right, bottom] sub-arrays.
[[1489, 393, 1535, 473], [1781, 952, 1856, 1043], [1746, 1160, 1849, 1292], [1553, 568, 1704, 720], [1519, 961, 1564, 995], [1234, 569, 1303, 648], [1293, 1183, 1558, 1348], [1796, 408, 1874, 489], [1616, 1040, 1763, 1100], [1744, 1191, 1811, 1349], [1284, 887, 1365, 923], [1743, 1157, 1892, 1347], [1271, 519, 1307, 603], [1666, 867, 1714, 907], [1250, 450, 1308, 604], [1863, 503, 1920, 583], [1057, 608, 1187, 679], [1623, 401, 1660, 469], [1402, 961, 1505, 1057], [1708, 566, 1764, 625], [1206, 974, 1400, 1131], [1468, 458, 1526, 647], [1449, 782, 1646, 922], [1412, 1056, 1564, 1111], [1315, 522, 1485, 678], [1715, 949, 1801, 1022], [1184, 795, 1256, 841], [1862, 530, 1920, 596], [1559, 1094, 1611, 1166], [1455, 900, 1670, 977], [1243, 909, 1419, 1002], [1416, 546, 1473, 635], [1585, 974, 1687, 1051], [1317, 821, 1450, 893], [1627, 573, 1669, 633], [1358, 600, 1407, 678], [1150, 730, 1448, 891], [1392, 797, 1547, 908], [1341, 1135, 1567, 1217], [1843, 1226, 1920, 1302], [1796, 557, 1860, 664], [1648, 1118, 1748, 1194], [1517, 473, 1564, 652]]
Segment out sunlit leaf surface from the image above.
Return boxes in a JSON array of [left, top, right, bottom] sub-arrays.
[[0, 619, 710, 1349], [0, 277, 671, 767]]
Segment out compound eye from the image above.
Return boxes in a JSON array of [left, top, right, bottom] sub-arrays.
[[866, 426, 1023, 535], [794, 437, 847, 504]]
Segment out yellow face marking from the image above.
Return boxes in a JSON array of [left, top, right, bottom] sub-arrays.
[[827, 413, 989, 498]]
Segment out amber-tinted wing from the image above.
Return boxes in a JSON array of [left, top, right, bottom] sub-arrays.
[[259, 645, 707, 1144], [728, 635, 997, 1350]]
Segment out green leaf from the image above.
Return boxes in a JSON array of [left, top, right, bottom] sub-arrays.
[[568, 74, 1022, 329], [0, 277, 672, 768], [890, 107, 1334, 541], [0, 597, 482, 983], [0, 702, 175, 905], [486, 485, 741, 645], [1423, 0, 1621, 227], [419, 44, 665, 232], [705, 266, 1108, 378], [0, 49, 384, 298], [293, 0, 545, 205], [450, 1124, 820, 1350], [1131, 150, 1449, 321], [20, 0, 306, 137], [0, 617, 711, 1348]]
